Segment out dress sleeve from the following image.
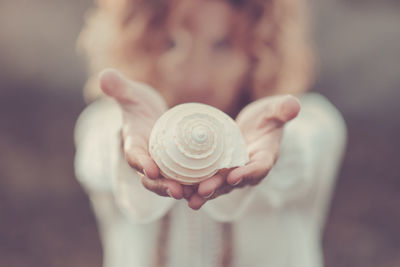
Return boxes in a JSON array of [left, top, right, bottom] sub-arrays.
[[202, 93, 347, 222], [74, 98, 175, 224]]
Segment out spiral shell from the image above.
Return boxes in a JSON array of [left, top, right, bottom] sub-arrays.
[[149, 103, 249, 185]]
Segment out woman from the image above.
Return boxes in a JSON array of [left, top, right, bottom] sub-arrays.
[[74, 0, 347, 266]]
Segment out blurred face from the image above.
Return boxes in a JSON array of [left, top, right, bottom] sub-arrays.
[[155, 0, 250, 114]]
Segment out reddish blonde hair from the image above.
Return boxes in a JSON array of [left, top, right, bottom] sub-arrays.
[[78, 0, 314, 103]]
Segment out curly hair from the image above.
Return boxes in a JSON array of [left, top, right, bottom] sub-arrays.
[[78, 0, 314, 103]]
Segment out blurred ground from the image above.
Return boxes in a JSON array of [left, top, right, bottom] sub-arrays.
[[0, 0, 399, 266]]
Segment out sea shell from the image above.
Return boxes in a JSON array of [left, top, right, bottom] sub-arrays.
[[149, 103, 249, 185]]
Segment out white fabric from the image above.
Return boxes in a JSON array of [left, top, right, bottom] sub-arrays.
[[74, 93, 347, 267]]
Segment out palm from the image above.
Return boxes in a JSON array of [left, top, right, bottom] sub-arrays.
[[233, 96, 297, 181], [99, 69, 185, 199], [188, 95, 301, 209]]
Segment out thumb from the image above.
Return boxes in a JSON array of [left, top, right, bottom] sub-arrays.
[[99, 68, 168, 113], [99, 68, 139, 106], [273, 95, 301, 123], [237, 95, 301, 130], [256, 95, 301, 132], [257, 94, 301, 124]]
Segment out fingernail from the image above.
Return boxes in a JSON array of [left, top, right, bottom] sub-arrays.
[[233, 178, 243, 186], [166, 189, 173, 198], [143, 169, 148, 177], [204, 190, 214, 199]]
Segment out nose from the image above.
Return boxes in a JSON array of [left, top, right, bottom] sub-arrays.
[[178, 44, 211, 92]]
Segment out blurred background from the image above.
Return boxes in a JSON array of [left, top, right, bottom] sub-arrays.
[[0, 0, 399, 266]]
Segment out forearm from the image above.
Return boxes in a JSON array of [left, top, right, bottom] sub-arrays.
[[74, 98, 175, 223], [203, 93, 347, 220]]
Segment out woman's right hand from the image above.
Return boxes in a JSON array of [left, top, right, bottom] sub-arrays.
[[99, 69, 186, 199]]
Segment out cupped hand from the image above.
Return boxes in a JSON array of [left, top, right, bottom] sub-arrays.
[[188, 95, 301, 210], [99, 69, 190, 199]]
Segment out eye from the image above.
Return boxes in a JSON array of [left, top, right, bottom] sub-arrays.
[[212, 37, 232, 51]]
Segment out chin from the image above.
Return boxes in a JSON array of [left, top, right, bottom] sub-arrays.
[[166, 93, 214, 106]]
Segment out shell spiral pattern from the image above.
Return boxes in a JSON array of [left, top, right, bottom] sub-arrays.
[[149, 103, 249, 184]]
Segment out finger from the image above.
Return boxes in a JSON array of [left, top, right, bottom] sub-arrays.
[[99, 68, 138, 105], [140, 175, 166, 196], [123, 135, 160, 179], [226, 156, 273, 185], [183, 185, 196, 200], [137, 154, 160, 180], [209, 183, 235, 199], [197, 173, 225, 198], [164, 179, 184, 199], [237, 95, 300, 126], [99, 69, 168, 112], [141, 175, 183, 199], [266, 95, 301, 123], [188, 193, 207, 210], [278, 95, 301, 122], [257, 95, 301, 129]]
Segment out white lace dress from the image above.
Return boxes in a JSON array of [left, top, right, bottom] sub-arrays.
[[74, 93, 346, 267]]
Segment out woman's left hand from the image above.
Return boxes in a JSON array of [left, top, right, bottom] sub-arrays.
[[187, 95, 301, 210]]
